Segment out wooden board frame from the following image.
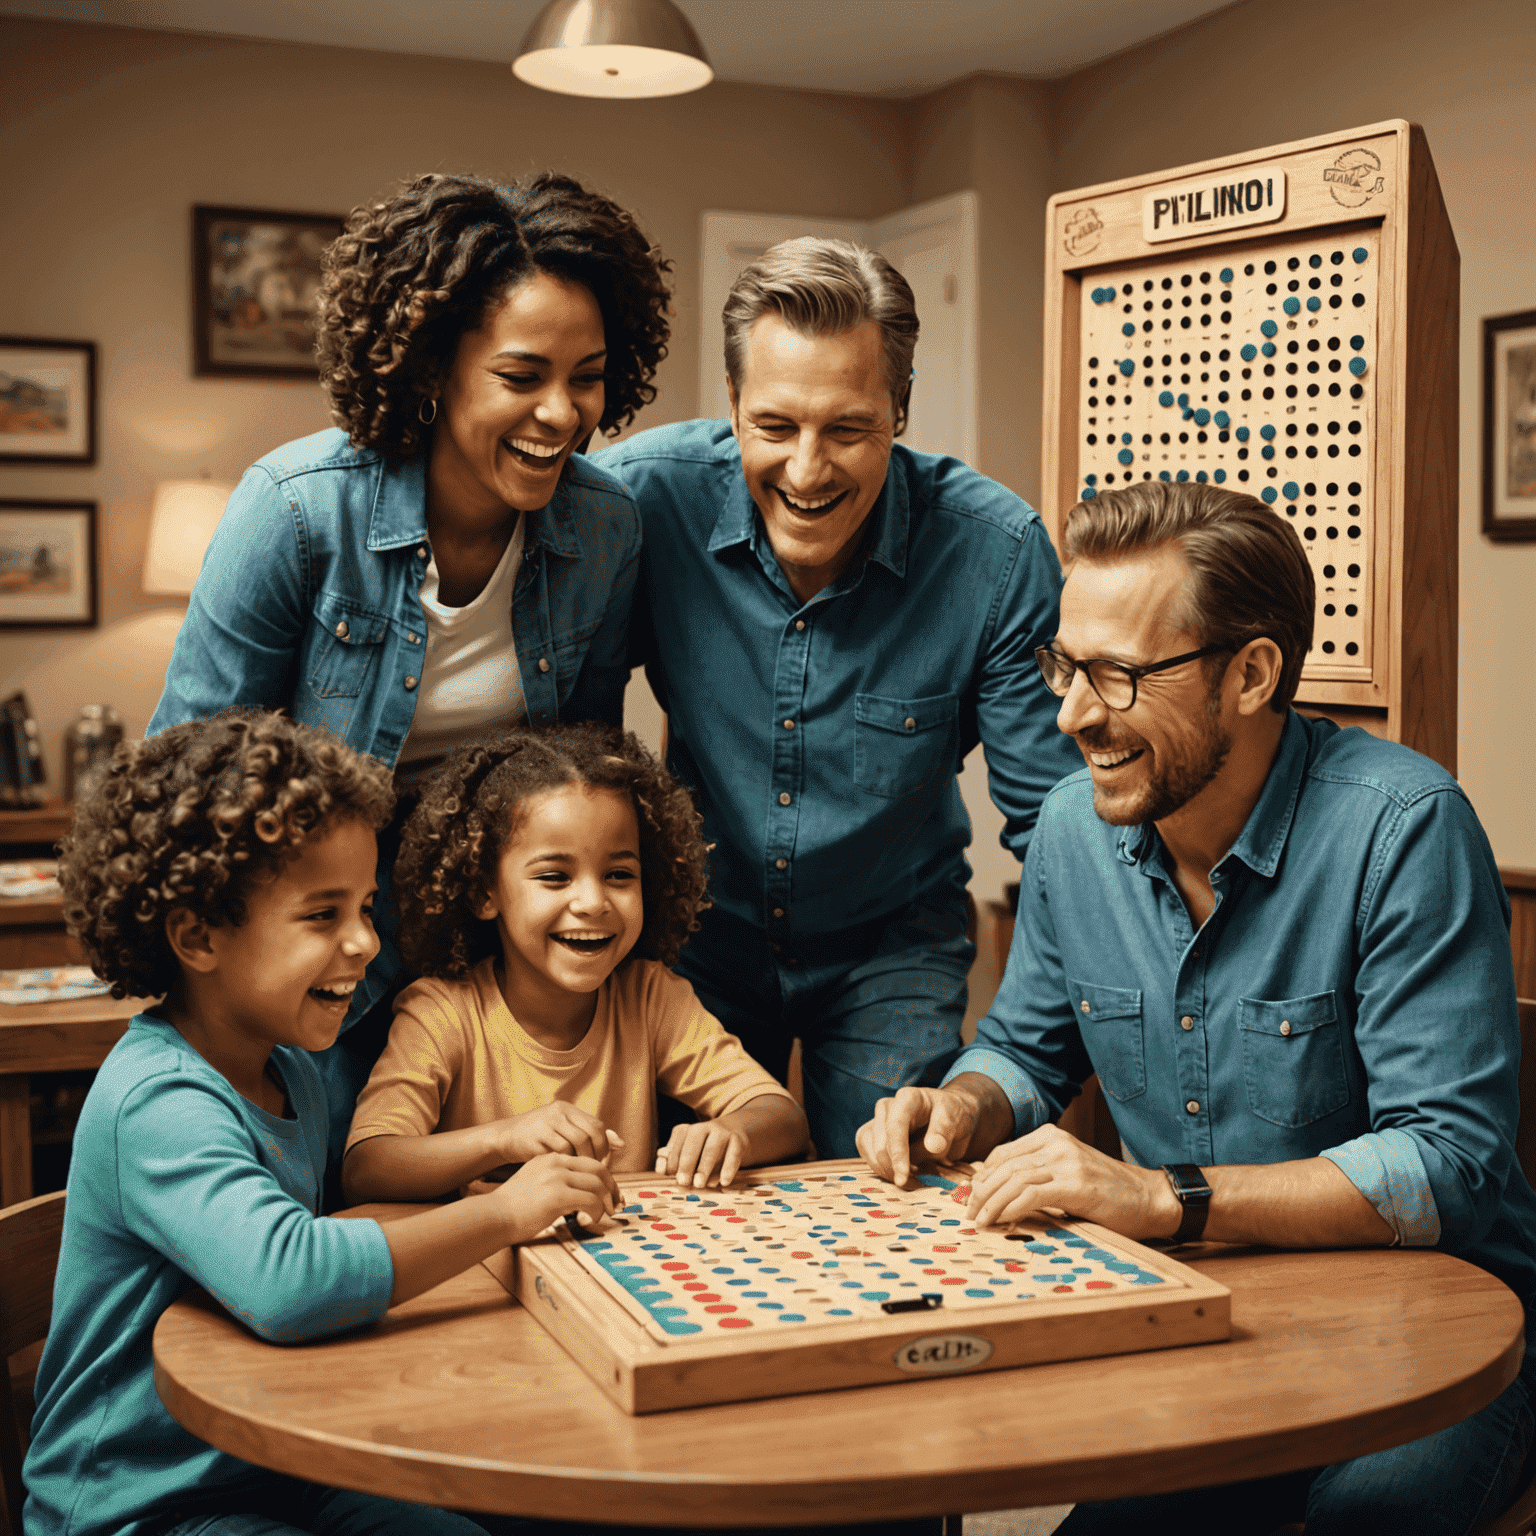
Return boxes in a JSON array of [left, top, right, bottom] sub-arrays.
[[483, 1159, 1230, 1415], [1041, 121, 1459, 772]]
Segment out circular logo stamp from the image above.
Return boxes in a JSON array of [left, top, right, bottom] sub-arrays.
[[1324, 147, 1386, 208], [1064, 206, 1104, 257], [892, 1333, 995, 1375]]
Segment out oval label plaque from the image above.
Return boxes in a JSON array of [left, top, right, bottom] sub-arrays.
[[893, 1333, 994, 1375]]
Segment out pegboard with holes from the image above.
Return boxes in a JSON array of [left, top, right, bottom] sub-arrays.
[[1042, 122, 1459, 771]]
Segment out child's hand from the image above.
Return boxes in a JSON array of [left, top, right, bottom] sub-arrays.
[[496, 1153, 619, 1246], [498, 1104, 623, 1165], [656, 1119, 751, 1189]]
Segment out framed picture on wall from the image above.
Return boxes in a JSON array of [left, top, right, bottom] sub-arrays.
[[0, 338, 96, 464], [0, 500, 98, 629], [1483, 308, 1536, 543], [193, 205, 345, 379]]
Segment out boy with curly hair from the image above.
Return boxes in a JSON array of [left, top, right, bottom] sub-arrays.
[[343, 723, 807, 1203], [24, 711, 617, 1536]]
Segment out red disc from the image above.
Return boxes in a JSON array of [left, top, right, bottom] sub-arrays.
[[1053, 1284, 1074, 1293], [923, 1268, 945, 1275], [704, 1303, 737, 1313], [1086, 1280, 1113, 1289], [941, 1277, 967, 1285], [718, 1317, 753, 1328]]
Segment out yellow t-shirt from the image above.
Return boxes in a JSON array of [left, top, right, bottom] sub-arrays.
[[345, 956, 794, 1173]]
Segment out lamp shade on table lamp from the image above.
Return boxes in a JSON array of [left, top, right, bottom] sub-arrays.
[[513, 0, 712, 98], [142, 480, 235, 595]]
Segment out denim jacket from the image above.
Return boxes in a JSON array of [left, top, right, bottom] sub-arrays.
[[149, 427, 640, 1027]]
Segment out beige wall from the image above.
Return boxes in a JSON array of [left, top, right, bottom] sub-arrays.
[[1048, 0, 1536, 867]]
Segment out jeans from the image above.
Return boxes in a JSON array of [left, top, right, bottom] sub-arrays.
[[676, 891, 973, 1159], [155, 1474, 489, 1535], [1055, 1360, 1536, 1535]]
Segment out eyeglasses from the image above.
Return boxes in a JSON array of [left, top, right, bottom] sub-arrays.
[[1034, 643, 1232, 711]]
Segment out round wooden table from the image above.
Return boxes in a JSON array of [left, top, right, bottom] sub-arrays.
[[152, 1204, 1525, 1527]]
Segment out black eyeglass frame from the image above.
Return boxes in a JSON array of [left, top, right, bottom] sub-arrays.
[[1034, 643, 1234, 711]]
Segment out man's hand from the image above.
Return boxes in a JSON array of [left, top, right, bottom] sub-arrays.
[[856, 1086, 984, 1186], [497, 1103, 622, 1165], [966, 1124, 1179, 1239], [656, 1119, 750, 1189]]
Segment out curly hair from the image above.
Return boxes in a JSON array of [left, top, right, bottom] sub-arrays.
[[58, 711, 395, 1000], [395, 723, 709, 980], [316, 171, 672, 457]]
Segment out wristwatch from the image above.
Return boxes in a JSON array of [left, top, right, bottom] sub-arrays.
[[1162, 1163, 1213, 1244]]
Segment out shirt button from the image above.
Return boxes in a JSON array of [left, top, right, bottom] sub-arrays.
[[1280, 1021, 1292, 1036], [773, 907, 784, 918], [904, 717, 916, 731], [783, 719, 795, 730], [335, 620, 349, 639], [795, 620, 806, 631], [1180, 1015, 1194, 1030], [404, 676, 418, 691], [1080, 1001, 1091, 1014], [408, 633, 421, 645], [1186, 1100, 1200, 1115], [775, 858, 787, 869], [417, 546, 428, 559], [779, 792, 791, 806], [538, 658, 550, 673]]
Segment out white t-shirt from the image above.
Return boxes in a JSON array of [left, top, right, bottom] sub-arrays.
[[395, 518, 527, 783]]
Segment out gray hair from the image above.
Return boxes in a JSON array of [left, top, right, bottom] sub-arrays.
[[1064, 480, 1315, 713], [722, 237, 919, 434]]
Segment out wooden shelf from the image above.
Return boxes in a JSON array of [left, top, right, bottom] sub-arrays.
[[0, 800, 73, 848]]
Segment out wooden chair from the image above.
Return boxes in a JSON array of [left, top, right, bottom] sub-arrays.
[[0, 1189, 63, 1536]]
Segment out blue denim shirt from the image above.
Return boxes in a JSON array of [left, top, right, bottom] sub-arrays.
[[951, 710, 1536, 1314], [149, 427, 640, 1025], [595, 420, 1081, 937]]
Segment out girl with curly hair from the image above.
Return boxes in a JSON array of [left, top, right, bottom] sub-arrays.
[[27, 711, 618, 1536], [148, 171, 673, 1194], [343, 723, 806, 1203]]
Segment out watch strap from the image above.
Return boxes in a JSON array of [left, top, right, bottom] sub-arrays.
[[1162, 1163, 1212, 1244]]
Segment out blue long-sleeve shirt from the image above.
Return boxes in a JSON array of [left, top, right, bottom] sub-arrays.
[[23, 1015, 395, 1536], [949, 710, 1536, 1320], [595, 420, 1081, 936], [148, 427, 639, 1031]]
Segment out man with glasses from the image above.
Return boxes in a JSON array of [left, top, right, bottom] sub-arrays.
[[858, 480, 1536, 1533]]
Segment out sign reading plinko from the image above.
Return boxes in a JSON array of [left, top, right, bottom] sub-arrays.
[[1143, 166, 1288, 243]]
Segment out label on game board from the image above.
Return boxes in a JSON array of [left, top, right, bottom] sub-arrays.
[[892, 1334, 994, 1375], [1143, 166, 1288, 243]]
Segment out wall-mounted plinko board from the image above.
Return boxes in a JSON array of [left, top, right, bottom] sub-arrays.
[[1042, 122, 1460, 772]]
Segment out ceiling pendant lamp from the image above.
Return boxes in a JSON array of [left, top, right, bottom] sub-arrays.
[[513, 0, 713, 98]]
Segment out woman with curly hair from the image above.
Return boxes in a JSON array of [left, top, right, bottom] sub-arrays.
[[28, 710, 619, 1536], [342, 723, 806, 1203], [149, 171, 673, 1194]]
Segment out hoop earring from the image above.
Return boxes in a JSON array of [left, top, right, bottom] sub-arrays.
[[418, 397, 438, 426]]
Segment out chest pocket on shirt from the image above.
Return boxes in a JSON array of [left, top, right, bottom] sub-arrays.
[[1239, 991, 1349, 1128], [308, 595, 389, 701], [1068, 977, 1145, 1103], [854, 692, 958, 799]]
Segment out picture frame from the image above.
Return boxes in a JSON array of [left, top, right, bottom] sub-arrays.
[[0, 338, 96, 464], [192, 204, 345, 380], [1482, 308, 1536, 543], [0, 500, 98, 629]]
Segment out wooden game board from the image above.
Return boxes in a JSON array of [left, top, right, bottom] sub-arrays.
[[483, 1160, 1230, 1414]]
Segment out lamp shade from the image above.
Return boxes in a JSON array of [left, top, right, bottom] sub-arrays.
[[142, 479, 235, 595], [513, 0, 712, 98]]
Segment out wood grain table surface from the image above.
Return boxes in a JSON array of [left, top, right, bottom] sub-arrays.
[[152, 1199, 1525, 1527]]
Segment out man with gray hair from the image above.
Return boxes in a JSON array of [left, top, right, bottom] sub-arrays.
[[596, 237, 1078, 1158], [858, 479, 1536, 1532]]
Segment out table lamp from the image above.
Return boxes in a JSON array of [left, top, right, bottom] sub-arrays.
[[142, 479, 235, 595]]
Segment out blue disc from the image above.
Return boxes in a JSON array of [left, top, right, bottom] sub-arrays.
[[1196, 471, 1208, 483], [1120, 358, 1135, 376], [1122, 323, 1135, 336], [1122, 432, 1132, 444], [1353, 247, 1369, 263], [1176, 470, 1189, 482], [1194, 408, 1210, 426], [1240, 343, 1257, 361], [1085, 473, 1097, 485], [1262, 487, 1278, 503], [1214, 468, 1227, 483], [1236, 426, 1250, 441], [1282, 297, 1300, 316], [1159, 390, 1174, 407], [1283, 481, 1300, 500], [1261, 445, 1274, 459], [1260, 319, 1278, 337], [1214, 410, 1230, 427], [1261, 342, 1276, 357], [1349, 356, 1368, 376], [1220, 267, 1233, 283], [1350, 334, 1365, 350], [1159, 471, 1171, 482], [1081, 486, 1097, 500], [1309, 254, 1322, 269], [1117, 449, 1134, 465], [1260, 424, 1276, 439], [1306, 296, 1321, 312], [1177, 392, 1190, 408]]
